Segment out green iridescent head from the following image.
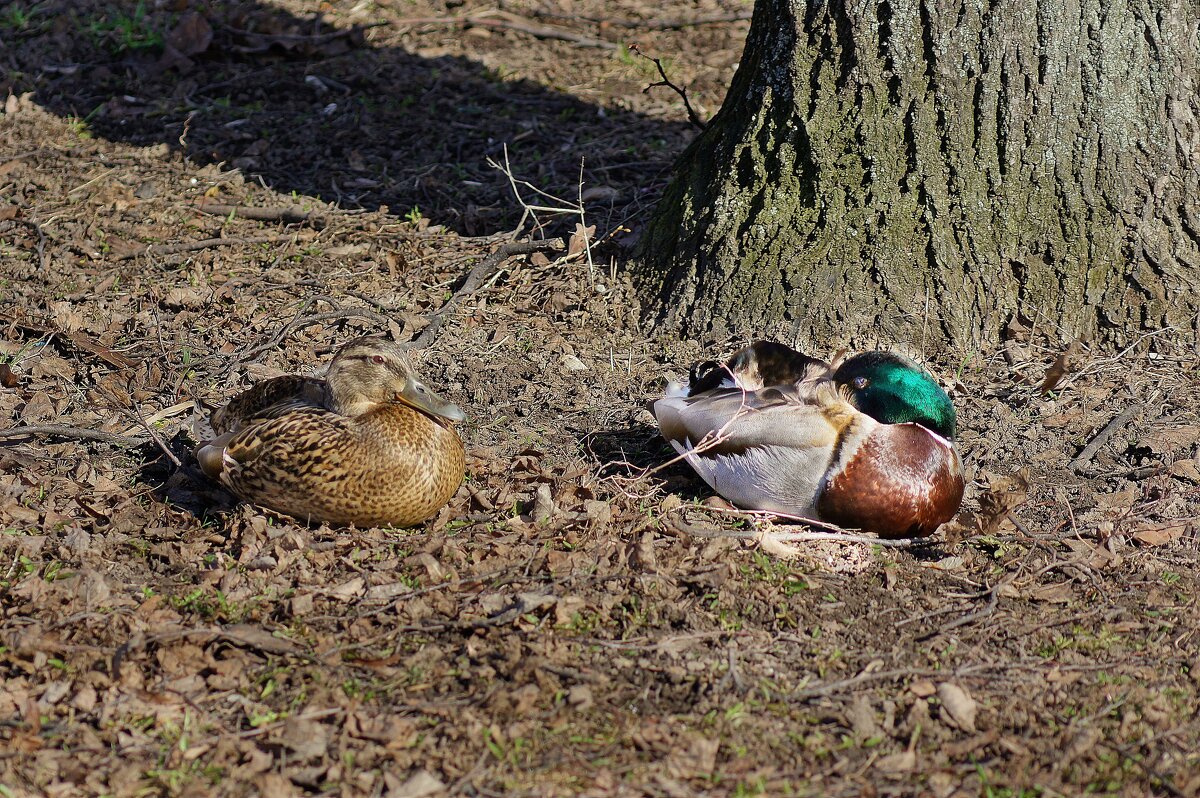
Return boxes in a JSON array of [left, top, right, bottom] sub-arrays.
[[833, 352, 957, 439]]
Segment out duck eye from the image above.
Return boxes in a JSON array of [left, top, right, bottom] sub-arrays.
[[853, 377, 870, 389], [370, 355, 386, 365]]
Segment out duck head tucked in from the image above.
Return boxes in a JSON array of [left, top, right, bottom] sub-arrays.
[[196, 335, 466, 529], [834, 351, 956, 439], [654, 341, 964, 539], [684, 340, 829, 395], [323, 336, 465, 421]]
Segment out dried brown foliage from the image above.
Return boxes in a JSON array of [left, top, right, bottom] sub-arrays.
[[2, 1, 1200, 796]]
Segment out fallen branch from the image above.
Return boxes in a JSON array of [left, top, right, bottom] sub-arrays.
[[393, 11, 617, 49], [1069, 403, 1141, 472], [195, 203, 329, 228], [116, 234, 290, 261], [0, 424, 145, 447], [233, 304, 397, 367], [409, 238, 566, 350], [471, 12, 617, 48], [527, 9, 753, 30]]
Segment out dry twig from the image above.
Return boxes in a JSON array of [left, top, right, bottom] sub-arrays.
[[527, 8, 753, 30], [125, 404, 183, 468], [1069, 403, 1143, 472], [195, 203, 330, 228], [393, 10, 616, 49], [628, 44, 708, 130], [116, 234, 291, 261], [0, 424, 145, 447], [410, 238, 566, 350]]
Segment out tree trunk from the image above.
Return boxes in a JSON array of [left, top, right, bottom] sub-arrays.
[[632, 0, 1200, 350]]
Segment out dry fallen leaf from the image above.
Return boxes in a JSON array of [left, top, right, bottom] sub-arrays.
[[567, 222, 596, 258], [277, 717, 329, 761], [1168, 459, 1200, 482], [665, 735, 719, 780], [909, 679, 937, 698], [875, 749, 917, 775], [1025, 581, 1075, 604], [390, 770, 446, 798], [937, 682, 977, 732], [580, 185, 620, 203], [1131, 522, 1187, 547], [922, 556, 965, 572], [329, 576, 366, 601], [1040, 340, 1082, 394], [975, 469, 1030, 534], [847, 694, 882, 742], [166, 11, 213, 56], [1139, 425, 1200, 454], [1058, 727, 1101, 769]]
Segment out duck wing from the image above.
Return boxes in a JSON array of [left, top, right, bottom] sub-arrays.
[[653, 385, 857, 516], [654, 385, 846, 452], [209, 375, 326, 437], [198, 406, 358, 501]]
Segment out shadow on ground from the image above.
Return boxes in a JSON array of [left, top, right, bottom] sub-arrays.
[[3, 0, 692, 234]]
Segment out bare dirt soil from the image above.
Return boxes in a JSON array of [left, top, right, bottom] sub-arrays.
[[3, 2, 1200, 796]]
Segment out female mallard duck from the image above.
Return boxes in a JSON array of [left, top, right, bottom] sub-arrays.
[[654, 342, 963, 538], [195, 336, 465, 528]]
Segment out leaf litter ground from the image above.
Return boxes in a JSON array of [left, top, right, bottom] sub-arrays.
[[1, 1, 1199, 796]]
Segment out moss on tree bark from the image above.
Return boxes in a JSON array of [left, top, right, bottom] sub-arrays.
[[633, 0, 1200, 350]]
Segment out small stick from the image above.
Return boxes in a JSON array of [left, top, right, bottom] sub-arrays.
[[116, 235, 290, 261], [0, 425, 145, 447], [915, 588, 1001, 641], [393, 12, 617, 49], [629, 44, 708, 130], [126, 404, 183, 467], [1069, 404, 1141, 472], [195, 203, 329, 228], [526, 9, 753, 30], [468, 13, 617, 49], [118, 400, 195, 436]]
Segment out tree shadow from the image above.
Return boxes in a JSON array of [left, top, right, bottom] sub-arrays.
[[3, 0, 691, 234], [580, 423, 714, 502], [137, 431, 240, 523]]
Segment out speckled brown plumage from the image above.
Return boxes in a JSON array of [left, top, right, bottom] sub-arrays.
[[196, 336, 465, 528], [688, 341, 829, 393]]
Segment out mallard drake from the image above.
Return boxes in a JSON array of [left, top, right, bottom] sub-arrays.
[[196, 336, 466, 528], [654, 342, 963, 538]]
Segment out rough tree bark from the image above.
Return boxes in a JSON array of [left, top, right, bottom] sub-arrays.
[[633, 0, 1199, 350]]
